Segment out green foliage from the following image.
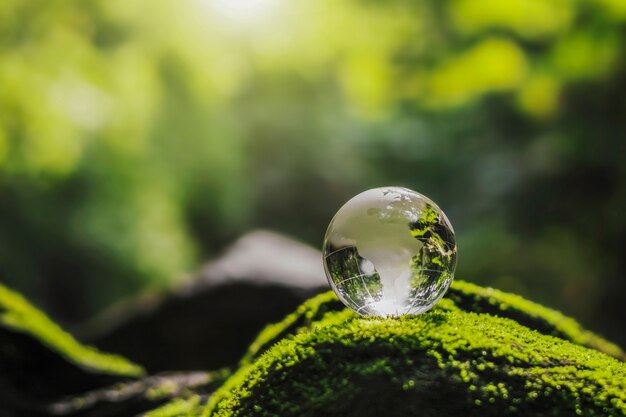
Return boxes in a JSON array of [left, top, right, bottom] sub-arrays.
[[1, 0, 626, 351], [0, 282, 143, 377], [409, 203, 457, 282], [205, 294, 626, 416]]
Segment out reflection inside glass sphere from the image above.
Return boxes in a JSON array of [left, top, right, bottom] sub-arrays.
[[323, 187, 457, 317]]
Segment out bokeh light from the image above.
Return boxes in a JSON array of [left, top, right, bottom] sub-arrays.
[[0, 0, 624, 349]]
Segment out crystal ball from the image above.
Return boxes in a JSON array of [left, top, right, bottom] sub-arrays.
[[322, 187, 457, 317]]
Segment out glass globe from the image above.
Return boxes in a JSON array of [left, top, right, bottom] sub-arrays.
[[322, 187, 457, 317]]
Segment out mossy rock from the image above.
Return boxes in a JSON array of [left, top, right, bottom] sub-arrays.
[[243, 280, 624, 363], [0, 283, 230, 417], [203, 281, 626, 417], [445, 281, 624, 360], [3, 278, 625, 417], [0, 282, 144, 412]]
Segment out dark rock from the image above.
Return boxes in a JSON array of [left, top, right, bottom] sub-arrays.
[[0, 283, 143, 416], [83, 231, 327, 373]]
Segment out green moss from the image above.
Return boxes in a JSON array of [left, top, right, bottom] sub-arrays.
[[144, 396, 202, 417], [206, 280, 625, 416], [243, 281, 623, 363], [206, 308, 626, 417], [0, 282, 144, 377], [241, 291, 343, 365], [446, 281, 624, 360], [4, 277, 623, 417]]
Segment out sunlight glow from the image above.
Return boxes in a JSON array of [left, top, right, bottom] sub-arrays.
[[204, 0, 279, 26]]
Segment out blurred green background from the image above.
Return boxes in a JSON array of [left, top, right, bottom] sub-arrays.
[[1, 0, 625, 345]]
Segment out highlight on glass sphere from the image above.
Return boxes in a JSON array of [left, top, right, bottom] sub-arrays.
[[322, 187, 457, 317]]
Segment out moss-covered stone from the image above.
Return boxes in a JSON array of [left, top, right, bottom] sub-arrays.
[[3, 278, 624, 417], [0, 283, 144, 377], [204, 281, 626, 417], [206, 310, 626, 417], [446, 281, 624, 360], [0, 282, 144, 412], [0, 283, 233, 416], [242, 281, 624, 363]]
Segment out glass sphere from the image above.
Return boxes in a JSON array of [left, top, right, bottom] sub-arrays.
[[323, 187, 457, 317]]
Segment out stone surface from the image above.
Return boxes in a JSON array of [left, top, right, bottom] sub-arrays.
[[82, 230, 327, 372]]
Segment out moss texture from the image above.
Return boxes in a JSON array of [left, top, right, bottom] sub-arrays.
[[204, 281, 626, 417], [242, 281, 624, 363], [0, 283, 144, 377], [0, 282, 145, 412], [446, 281, 624, 360]]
